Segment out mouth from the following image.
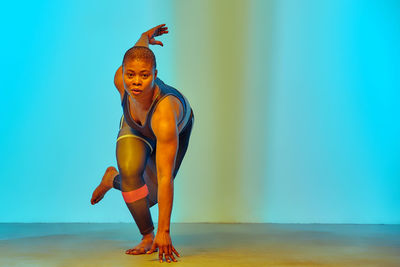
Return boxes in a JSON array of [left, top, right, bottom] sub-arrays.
[[130, 88, 142, 94]]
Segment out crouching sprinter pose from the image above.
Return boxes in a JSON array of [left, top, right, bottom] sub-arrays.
[[91, 24, 194, 263]]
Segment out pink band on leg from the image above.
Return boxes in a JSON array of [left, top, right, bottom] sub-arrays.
[[122, 184, 149, 203]]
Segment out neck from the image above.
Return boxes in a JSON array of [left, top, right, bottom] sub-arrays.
[[130, 84, 159, 110]]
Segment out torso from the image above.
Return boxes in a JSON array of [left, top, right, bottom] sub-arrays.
[[127, 84, 161, 127], [119, 78, 190, 134]]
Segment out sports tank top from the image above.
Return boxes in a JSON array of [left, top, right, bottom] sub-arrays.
[[121, 77, 191, 150]]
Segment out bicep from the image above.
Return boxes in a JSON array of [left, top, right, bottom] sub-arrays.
[[154, 124, 179, 180], [152, 100, 180, 180]]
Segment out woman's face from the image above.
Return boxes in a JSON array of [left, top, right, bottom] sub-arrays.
[[123, 59, 157, 98]]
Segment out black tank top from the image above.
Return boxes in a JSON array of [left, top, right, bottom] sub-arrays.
[[121, 77, 190, 150]]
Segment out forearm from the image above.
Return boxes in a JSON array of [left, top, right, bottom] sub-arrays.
[[157, 177, 174, 232], [133, 33, 149, 47]]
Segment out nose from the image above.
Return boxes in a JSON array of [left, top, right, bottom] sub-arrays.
[[132, 76, 141, 85]]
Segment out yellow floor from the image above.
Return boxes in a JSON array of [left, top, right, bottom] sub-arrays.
[[1, 223, 399, 266]]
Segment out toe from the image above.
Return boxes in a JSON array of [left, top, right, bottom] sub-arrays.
[[128, 248, 138, 254]]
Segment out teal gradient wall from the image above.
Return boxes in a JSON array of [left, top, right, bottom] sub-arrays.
[[0, 0, 399, 224]]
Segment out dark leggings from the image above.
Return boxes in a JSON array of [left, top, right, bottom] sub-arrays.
[[113, 111, 194, 235]]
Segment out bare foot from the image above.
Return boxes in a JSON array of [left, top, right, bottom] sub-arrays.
[[91, 166, 118, 205], [126, 232, 157, 255]]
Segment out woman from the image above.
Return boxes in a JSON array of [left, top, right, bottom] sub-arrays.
[[91, 24, 194, 263]]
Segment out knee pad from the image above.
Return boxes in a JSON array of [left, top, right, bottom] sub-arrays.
[[122, 184, 149, 203]]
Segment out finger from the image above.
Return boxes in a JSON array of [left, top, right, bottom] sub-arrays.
[[147, 248, 158, 254], [146, 243, 158, 254], [155, 28, 168, 36], [165, 246, 171, 263], [169, 254, 177, 262], [150, 40, 164, 46], [163, 246, 170, 263], [152, 24, 166, 32], [172, 246, 180, 257], [147, 242, 157, 254], [146, 249, 155, 254], [157, 30, 168, 36], [165, 255, 171, 263], [168, 246, 172, 256], [159, 248, 164, 263], [90, 196, 98, 204]]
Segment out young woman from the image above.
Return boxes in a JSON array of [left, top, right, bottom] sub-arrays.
[[91, 24, 194, 263]]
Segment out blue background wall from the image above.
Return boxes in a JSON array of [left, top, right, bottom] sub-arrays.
[[0, 0, 399, 224]]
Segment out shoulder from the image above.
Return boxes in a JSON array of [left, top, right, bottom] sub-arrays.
[[152, 95, 182, 124], [153, 81, 184, 122], [150, 95, 182, 140], [114, 66, 125, 101]]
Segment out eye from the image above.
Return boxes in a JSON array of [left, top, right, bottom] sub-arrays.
[[142, 74, 149, 78], [127, 73, 133, 78]]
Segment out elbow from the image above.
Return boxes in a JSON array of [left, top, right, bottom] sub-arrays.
[[114, 66, 124, 90]]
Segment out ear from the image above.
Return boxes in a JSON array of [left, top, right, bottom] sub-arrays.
[[154, 69, 158, 80]]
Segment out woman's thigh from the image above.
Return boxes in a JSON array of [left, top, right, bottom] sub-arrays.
[[117, 114, 158, 203], [116, 135, 151, 190]]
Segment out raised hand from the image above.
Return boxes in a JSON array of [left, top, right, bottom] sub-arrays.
[[147, 231, 180, 263], [143, 24, 169, 46]]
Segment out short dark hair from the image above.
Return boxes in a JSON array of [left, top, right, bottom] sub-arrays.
[[122, 46, 156, 70]]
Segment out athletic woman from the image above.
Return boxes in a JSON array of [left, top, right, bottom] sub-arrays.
[[91, 24, 194, 263]]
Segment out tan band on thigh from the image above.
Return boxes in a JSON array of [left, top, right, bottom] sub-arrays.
[[116, 135, 153, 153]]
